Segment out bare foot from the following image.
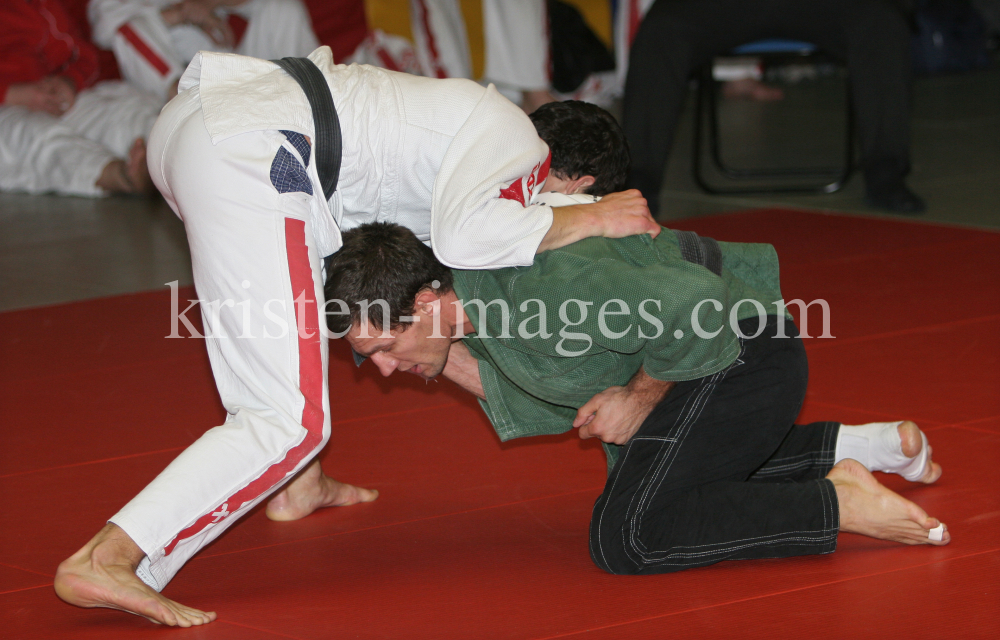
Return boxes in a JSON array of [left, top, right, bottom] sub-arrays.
[[95, 159, 131, 194], [898, 420, 942, 483], [55, 523, 217, 626], [828, 459, 950, 546], [266, 459, 379, 522], [94, 139, 155, 196]]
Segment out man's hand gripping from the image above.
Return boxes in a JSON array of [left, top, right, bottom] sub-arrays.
[[573, 367, 675, 445]]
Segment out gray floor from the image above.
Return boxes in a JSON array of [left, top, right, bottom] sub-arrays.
[[2, 65, 998, 312]]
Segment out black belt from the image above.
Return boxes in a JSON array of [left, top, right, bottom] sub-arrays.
[[675, 230, 723, 276], [271, 57, 342, 200]]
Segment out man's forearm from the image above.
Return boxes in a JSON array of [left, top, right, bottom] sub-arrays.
[[441, 342, 485, 399], [626, 367, 676, 407], [536, 205, 601, 253], [535, 190, 660, 254]]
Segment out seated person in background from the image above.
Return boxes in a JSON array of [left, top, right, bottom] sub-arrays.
[[88, 0, 320, 100], [328, 218, 949, 575], [0, 0, 160, 196], [624, 0, 926, 214]]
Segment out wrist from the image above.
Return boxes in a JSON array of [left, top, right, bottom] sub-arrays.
[[566, 207, 604, 244], [587, 209, 608, 239]]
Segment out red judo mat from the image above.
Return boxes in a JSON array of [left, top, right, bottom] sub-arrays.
[[1, 209, 998, 639]]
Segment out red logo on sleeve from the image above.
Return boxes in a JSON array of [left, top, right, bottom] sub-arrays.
[[499, 152, 552, 207]]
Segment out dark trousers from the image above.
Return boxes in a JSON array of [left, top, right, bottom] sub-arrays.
[[623, 0, 914, 212], [589, 316, 840, 574]]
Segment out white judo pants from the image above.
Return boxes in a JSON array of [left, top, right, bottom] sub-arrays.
[[113, 88, 333, 589], [103, 0, 319, 100], [409, 0, 549, 97], [0, 81, 161, 197]]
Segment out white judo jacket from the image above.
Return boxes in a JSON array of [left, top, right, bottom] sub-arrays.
[[167, 46, 556, 270]]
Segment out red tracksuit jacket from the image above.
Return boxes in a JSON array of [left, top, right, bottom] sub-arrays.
[[0, 0, 100, 103]]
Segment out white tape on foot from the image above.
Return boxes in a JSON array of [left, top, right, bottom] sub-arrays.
[[836, 422, 928, 481], [928, 524, 945, 541]]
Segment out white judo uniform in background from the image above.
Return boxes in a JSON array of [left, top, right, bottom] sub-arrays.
[[613, 0, 655, 92], [123, 46, 555, 589], [88, 0, 320, 100], [0, 81, 161, 196], [409, 0, 549, 100]]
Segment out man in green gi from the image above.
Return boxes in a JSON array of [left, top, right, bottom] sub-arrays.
[[324, 221, 950, 574]]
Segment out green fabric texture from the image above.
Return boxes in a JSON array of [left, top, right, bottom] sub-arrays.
[[453, 229, 785, 473]]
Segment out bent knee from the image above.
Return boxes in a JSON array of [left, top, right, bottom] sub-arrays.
[[589, 522, 643, 575], [591, 552, 643, 576]]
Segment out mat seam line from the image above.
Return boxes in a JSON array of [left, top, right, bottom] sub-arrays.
[[946, 423, 1000, 436], [0, 561, 54, 579], [948, 415, 1000, 428], [219, 619, 310, 640], [0, 582, 51, 596], [800, 402, 997, 436], [0, 351, 208, 385], [194, 486, 605, 561], [0, 446, 188, 479], [779, 233, 998, 269], [804, 313, 1000, 352], [529, 547, 1000, 640], [0, 402, 464, 479], [799, 401, 999, 435], [801, 399, 944, 424], [667, 208, 1000, 244]]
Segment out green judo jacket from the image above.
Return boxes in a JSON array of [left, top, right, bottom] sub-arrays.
[[451, 229, 788, 471]]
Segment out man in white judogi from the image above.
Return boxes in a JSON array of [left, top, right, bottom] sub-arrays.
[[54, 46, 658, 627], [409, 0, 554, 109]]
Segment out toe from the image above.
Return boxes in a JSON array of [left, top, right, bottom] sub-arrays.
[[922, 461, 943, 484], [897, 421, 922, 458]]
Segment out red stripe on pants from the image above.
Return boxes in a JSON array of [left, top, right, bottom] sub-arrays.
[[119, 23, 171, 76], [164, 218, 324, 556]]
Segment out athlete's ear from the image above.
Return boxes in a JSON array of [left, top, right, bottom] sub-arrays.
[[572, 175, 596, 194], [414, 288, 441, 316], [542, 173, 596, 195]]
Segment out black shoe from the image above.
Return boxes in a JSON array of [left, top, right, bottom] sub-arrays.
[[864, 184, 927, 214]]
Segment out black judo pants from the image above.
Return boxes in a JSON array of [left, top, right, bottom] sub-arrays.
[[589, 316, 841, 574], [623, 0, 914, 212]]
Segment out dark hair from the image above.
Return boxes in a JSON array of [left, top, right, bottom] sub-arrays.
[[323, 222, 453, 334], [529, 100, 629, 196]]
